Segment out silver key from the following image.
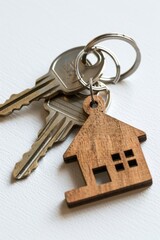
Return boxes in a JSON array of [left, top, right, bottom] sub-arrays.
[[13, 94, 87, 180], [0, 47, 104, 116]]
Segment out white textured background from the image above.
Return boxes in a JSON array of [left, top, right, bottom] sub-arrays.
[[0, 0, 159, 239]]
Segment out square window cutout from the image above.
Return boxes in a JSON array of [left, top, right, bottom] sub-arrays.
[[124, 149, 134, 158], [93, 166, 111, 185], [128, 159, 138, 168], [115, 163, 125, 172], [111, 153, 121, 161]]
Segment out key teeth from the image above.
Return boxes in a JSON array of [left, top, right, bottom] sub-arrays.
[[13, 154, 39, 180], [12, 141, 53, 180], [13, 115, 69, 180], [10, 93, 17, 98], [0, 90, 35, 116]]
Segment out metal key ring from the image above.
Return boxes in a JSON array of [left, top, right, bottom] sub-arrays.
[[75, 46, 121, 91], [83, 33, 141, 83]]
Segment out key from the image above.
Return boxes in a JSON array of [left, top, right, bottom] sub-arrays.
[[0, 46, 104, 116], [12, 94, 87, 180]]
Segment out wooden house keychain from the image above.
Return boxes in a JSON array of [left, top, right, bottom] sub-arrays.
[[64, 88, 152, 207], [63, 36, 153, 209]]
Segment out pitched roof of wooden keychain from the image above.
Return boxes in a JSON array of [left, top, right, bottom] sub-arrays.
[[63, 95, 152, 208]]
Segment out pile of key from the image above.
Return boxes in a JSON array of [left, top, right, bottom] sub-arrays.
[[0, 33, 141, 180]]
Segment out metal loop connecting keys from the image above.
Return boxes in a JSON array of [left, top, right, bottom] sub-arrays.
[[75, 33, 141, 88]]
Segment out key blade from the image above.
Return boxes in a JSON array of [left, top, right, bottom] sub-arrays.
[[55, 120, 75, 142], [0, 74, 59, 116], [13, 114, 71, 180], [13, 94, 87, 180], [0, 47, 104, 116]]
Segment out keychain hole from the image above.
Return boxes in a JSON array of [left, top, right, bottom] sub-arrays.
[[90, 101, 98, 108]]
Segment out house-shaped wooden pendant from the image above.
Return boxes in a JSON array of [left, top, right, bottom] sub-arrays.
[[64, 96, 152, 207]]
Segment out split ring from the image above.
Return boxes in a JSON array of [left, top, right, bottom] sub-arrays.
[[83, 33, 141, 83], [75, 46, 121, 90]]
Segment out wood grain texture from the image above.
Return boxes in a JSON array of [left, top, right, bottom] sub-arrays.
[[64, 96, 152, 207]]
